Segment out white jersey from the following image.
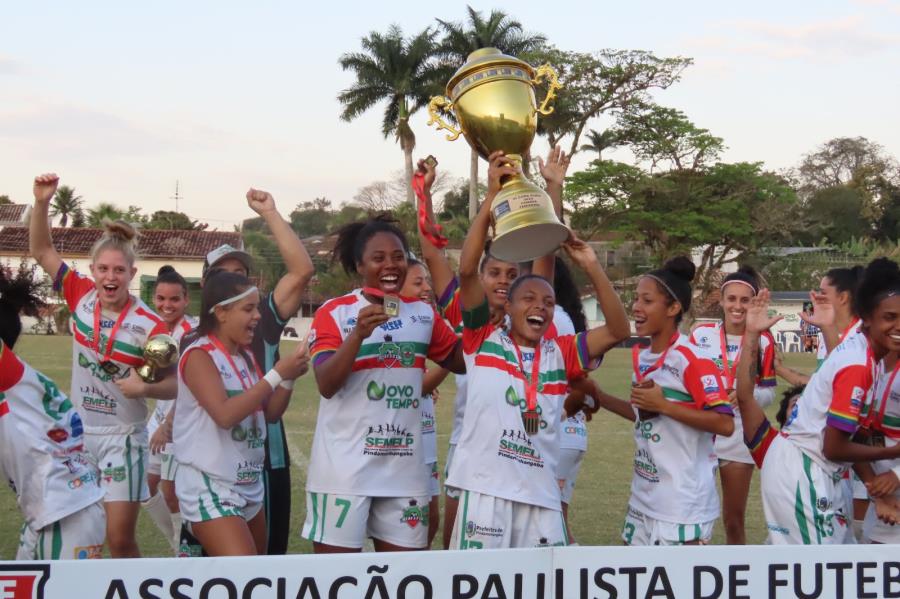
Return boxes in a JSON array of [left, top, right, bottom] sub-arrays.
[[782, 332, 875, 477], [863, 359, 900, 541], [0, 340, 104, 530], [54, 263, 168, 432], [690, 322, 777, 463], [146, 316, 197, 446], [421, 393, 437, 465], [173, 335, 266, 486], [446, 304, 594, 511], [629, 336, 733, 524], [551, 307, 590, 453], [307, 289, 460, 496], [817, 319, 862, 370]]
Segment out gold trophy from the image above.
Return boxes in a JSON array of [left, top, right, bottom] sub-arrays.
[[427, 48, 569, 263], [136, 334, 179, 383]]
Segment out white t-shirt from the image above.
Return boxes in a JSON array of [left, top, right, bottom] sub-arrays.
[[629, 335, 733, 524], [0, 340, 104, 530], [421, 393, 437, 465], [146, 315, 197, 450], [306, 289, 459, 496], [446, 303, 594, 511], [817, 319, 862, 370], [54, 263, 168, 432], [866, 359, 900, 499], [552, 306, 591, 452], [173, 335, 266, 486], [783, 331, 875, 477]]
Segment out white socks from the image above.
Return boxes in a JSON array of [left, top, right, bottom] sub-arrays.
[[143, 492, 176, 551], [170, 510, 183, 553]]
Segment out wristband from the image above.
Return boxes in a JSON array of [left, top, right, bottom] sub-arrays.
[[263, 369, 283, 390], [279, 379, 295, 390]]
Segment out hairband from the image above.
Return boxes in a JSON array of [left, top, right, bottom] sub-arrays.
[[208, 286, 258, 314], [721, 279, 758, 295], [643, 274, 680, 304]]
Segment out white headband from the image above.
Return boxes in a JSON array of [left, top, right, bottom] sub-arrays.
[[721, 279, 758, 294], [208, 286, 258, 314], [642, 274, 679, 303]]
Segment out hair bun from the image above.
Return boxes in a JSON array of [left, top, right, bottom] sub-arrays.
[[737, 264, 759, 279], [103, 219, 137, 242], [158, 265, 176, 277], [663, 256, 696, 283], [864, 257, 899, 280]]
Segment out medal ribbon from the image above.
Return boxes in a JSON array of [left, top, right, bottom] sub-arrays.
[[92, 297, 132, 364], [208, 334, 259, 392], [631, 332, 680, 383], [865, 358, 899, 431], [512, 340, 542, 412], [719, 325, 742, 390], [839, 318, 861, 344], [411, 172, 448, 249]]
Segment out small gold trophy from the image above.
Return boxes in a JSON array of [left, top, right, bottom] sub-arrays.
[[427, 48, 569, 263], [136, 334, 179, 383]]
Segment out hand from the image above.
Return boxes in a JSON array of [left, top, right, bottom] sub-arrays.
[[799, 291, 834, 329], [275, 336, 311, 380], [416, 158, 437, 194], [33, 173, 60, 204], [149, 423, 171, 455], [745, 289, 783, 335], [353, 304, 390, 339], [728, 389, 738, 408], [116, 370, 148, 399], [563, 390, 589, 419], [486, 151, 518, 197], [431, 387, 440, 405], [774, 345, 785, 369], [873, 495, 900, 525], [866, 471, 900, 498], [246, 188, 277, 215], [630, 382, 669, 415], [537, 145, 571, 187], [573, 378, 603, 421], [561, 233, 598, 270]]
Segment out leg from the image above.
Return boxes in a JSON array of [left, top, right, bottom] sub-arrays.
[[147, 472, 161, 498], [561, 502, 572, 544], [263, 421, 292, 555], [427, 494, 440, 548], [719, 461, 754, 545], [442, 493, 459, 550], [159, 480, 180, 514], [246, 507, 268, 555], [191, 517, 258, 556], [104, 501, 141, 557]]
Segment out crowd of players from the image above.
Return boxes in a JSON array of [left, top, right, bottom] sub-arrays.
[[1, 147, 898, 560]]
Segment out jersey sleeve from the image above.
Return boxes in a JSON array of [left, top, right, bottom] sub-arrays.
[[52, 262, 95, 311], [826, 363, 872, 433], [758, 332, 777, 388], [427, 306, 461, 363], [437, 276, 462, 329], [260, 292, 288, 344], [461, 299, 493, 355], [555, 333, 594, 380], [683, 355, 733, 414], [745, 418, 778, 469], [0, 340, 26, 393], [309, 304, 343, 367]]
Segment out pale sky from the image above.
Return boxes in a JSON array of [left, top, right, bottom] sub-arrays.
[[2, 0, 899, 230]]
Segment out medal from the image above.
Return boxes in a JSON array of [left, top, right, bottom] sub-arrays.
[[92, 297, 132, 378], [511, 340, 542, 436], [631, 332, 680, 421], [522, 409, 540, 435]]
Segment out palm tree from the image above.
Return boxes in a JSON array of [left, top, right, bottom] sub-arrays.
[[338, 25, 445, 204], [579, 128, 621, 161], [50, 185, 84, 227], [86, 202, 125, 227], [437, 7, 546, 218]]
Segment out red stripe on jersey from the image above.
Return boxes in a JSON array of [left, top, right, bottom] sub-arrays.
[[0, 340, 25, 392], [474, 354, 524, 380], [72, 330, 144, 367], [352, 356, 427, 372], [0, 401, 8, 417], [178, 344, 215, 380]]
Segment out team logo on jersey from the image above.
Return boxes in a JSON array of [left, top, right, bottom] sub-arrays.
[[633, 448, 660, 483], [850, 386, 865, 413], [634, 420, 661, 443], [367, 381, 387, 401], [74, 545, 103, 559], [401, 500, 428, 528], [0, 564, 50, 599], [102, 463, 127, 483], [377, 336, 416, 368], [231, 423, 265, 448], [69, 413, 84, 437], [505, 386, 520, 406], [498, 430, 544, 468], [364, 423, 415, 457], [701, 375, 720, 394], [77, 353, 117, 383], [46, 428, 69, 443], [307, 328, 317, 346], [68, 470, 98, 490]]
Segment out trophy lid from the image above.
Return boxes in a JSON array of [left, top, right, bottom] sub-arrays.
[[447, 48, 535, 100]]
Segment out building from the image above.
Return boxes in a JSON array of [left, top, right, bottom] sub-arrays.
[[0, 204, 30, 228]]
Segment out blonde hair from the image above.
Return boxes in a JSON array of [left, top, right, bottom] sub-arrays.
[[90, 220, 139, 266]]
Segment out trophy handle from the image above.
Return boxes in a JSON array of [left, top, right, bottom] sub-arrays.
[[427, 96, 462, 141], [532, 64, 562, 116]]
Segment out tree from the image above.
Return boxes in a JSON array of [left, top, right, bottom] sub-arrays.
[[525, 46, 692, 157], [338, 25, 445, 204], [242, 230, 286, 292], [436, 6, 546, 218], [579, 128, 621, 160], [802, 186, 870, 245], [50, 185, 84, 227], [145, 210, 205, 230], [616, 104, 724, 171], [86, 202, 125, 227], [0, 195, 11, 205]]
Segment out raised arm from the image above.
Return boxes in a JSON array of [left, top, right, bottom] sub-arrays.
[[30, 174, 64, 281], [246, 189, 315, 321], [735, 291, 783, 440], [561, 236, 630, 358], [458, 152, 517, 312], [532, 145, 572, 282], [414, 158, 456, 300]]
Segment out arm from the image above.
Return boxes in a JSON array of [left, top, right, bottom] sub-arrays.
[[595, 389, 636, 422], [30, 174, 64, 281], [822, 428, 900, 463], [263, 339, 309, 422], [532, 146, 571, 282], [414, 158, 456, 300], [422, 367, 450, 396], [246, 189, 314, 321], [183, 351, 275, 429], [735, 331, 771, 442], [116, 368, 178, 400], [313, 304, 388, 399], [631, 382, 735, 435]]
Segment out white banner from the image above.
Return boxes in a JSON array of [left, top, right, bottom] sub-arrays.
[[2, 544, 900, 599]]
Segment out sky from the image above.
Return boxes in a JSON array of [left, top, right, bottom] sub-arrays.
[[2, 0, 899, 230]]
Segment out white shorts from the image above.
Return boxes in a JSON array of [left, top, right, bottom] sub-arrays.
[[175, 462, 263, 524], [160, 453, 179, 482], [759, 435, 849, 545], [851, 470, 869, 501], [557, 448, 585, 504], [17, 502, 105, 560], [715, 413, 755, 465], [84, 428, 149, 503], [428, 462, 440, 498], [450, 490, 568, 550], [302, 492, 431, 549], [621, 504, 714, 546], [444, 444, 461, 500], [862, 494, 900, 544]]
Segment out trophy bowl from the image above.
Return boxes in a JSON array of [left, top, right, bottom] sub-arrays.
[[136, 334, 179, 383], [428, 48, 569, 263]]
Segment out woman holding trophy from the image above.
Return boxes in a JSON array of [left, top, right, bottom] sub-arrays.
[[30, 173, 175, 557]]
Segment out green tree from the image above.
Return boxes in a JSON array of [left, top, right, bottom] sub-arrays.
[[616, 104, 725, 171], [86, 202, 125, 227], [579, 128, 621, 160], [145, 210, 204, 230], [338, 25, 445, 204], [802, 186, 870, 245], [290, 198, 333, 237], [436, 6, 546, 218], [242, 230, 285, 292], [0, 195, 11, 205], [50, 185, 84, 228]]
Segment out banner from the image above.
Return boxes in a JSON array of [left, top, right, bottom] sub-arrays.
[[2, 544, 900, 599]]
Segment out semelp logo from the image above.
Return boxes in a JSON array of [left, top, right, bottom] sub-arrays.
[[0, 565, 49, 599]]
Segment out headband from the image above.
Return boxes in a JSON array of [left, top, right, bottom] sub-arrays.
[[721, 279, 758, 295], [208, 286, 258, 314], [643, 274, 680, 304]]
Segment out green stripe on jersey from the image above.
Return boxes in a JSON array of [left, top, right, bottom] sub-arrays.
[[308, 493, 319, 541], [662, 387, 693, 403], [355, 341, 429, 359], [71, 312, 145, 358]]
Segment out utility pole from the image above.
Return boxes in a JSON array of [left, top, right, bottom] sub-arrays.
[[170, 180, 183, 213]]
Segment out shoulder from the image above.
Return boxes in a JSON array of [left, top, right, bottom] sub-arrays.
[[316, 291, 362, 315]]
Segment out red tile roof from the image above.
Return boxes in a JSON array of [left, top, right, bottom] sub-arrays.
[[0, 204, 28, 225], [0, 227, 242, 259]]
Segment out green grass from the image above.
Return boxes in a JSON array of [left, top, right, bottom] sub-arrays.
[[1, 335, 817, 558]]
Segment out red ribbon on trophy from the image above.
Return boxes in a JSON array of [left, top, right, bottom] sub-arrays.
[[411, 171, 448, 249]]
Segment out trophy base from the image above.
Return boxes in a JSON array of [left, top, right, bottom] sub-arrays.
[[490, 176, 569, 263]]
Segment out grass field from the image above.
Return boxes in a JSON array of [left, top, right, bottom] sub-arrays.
[[1, 335, 818, 559]]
